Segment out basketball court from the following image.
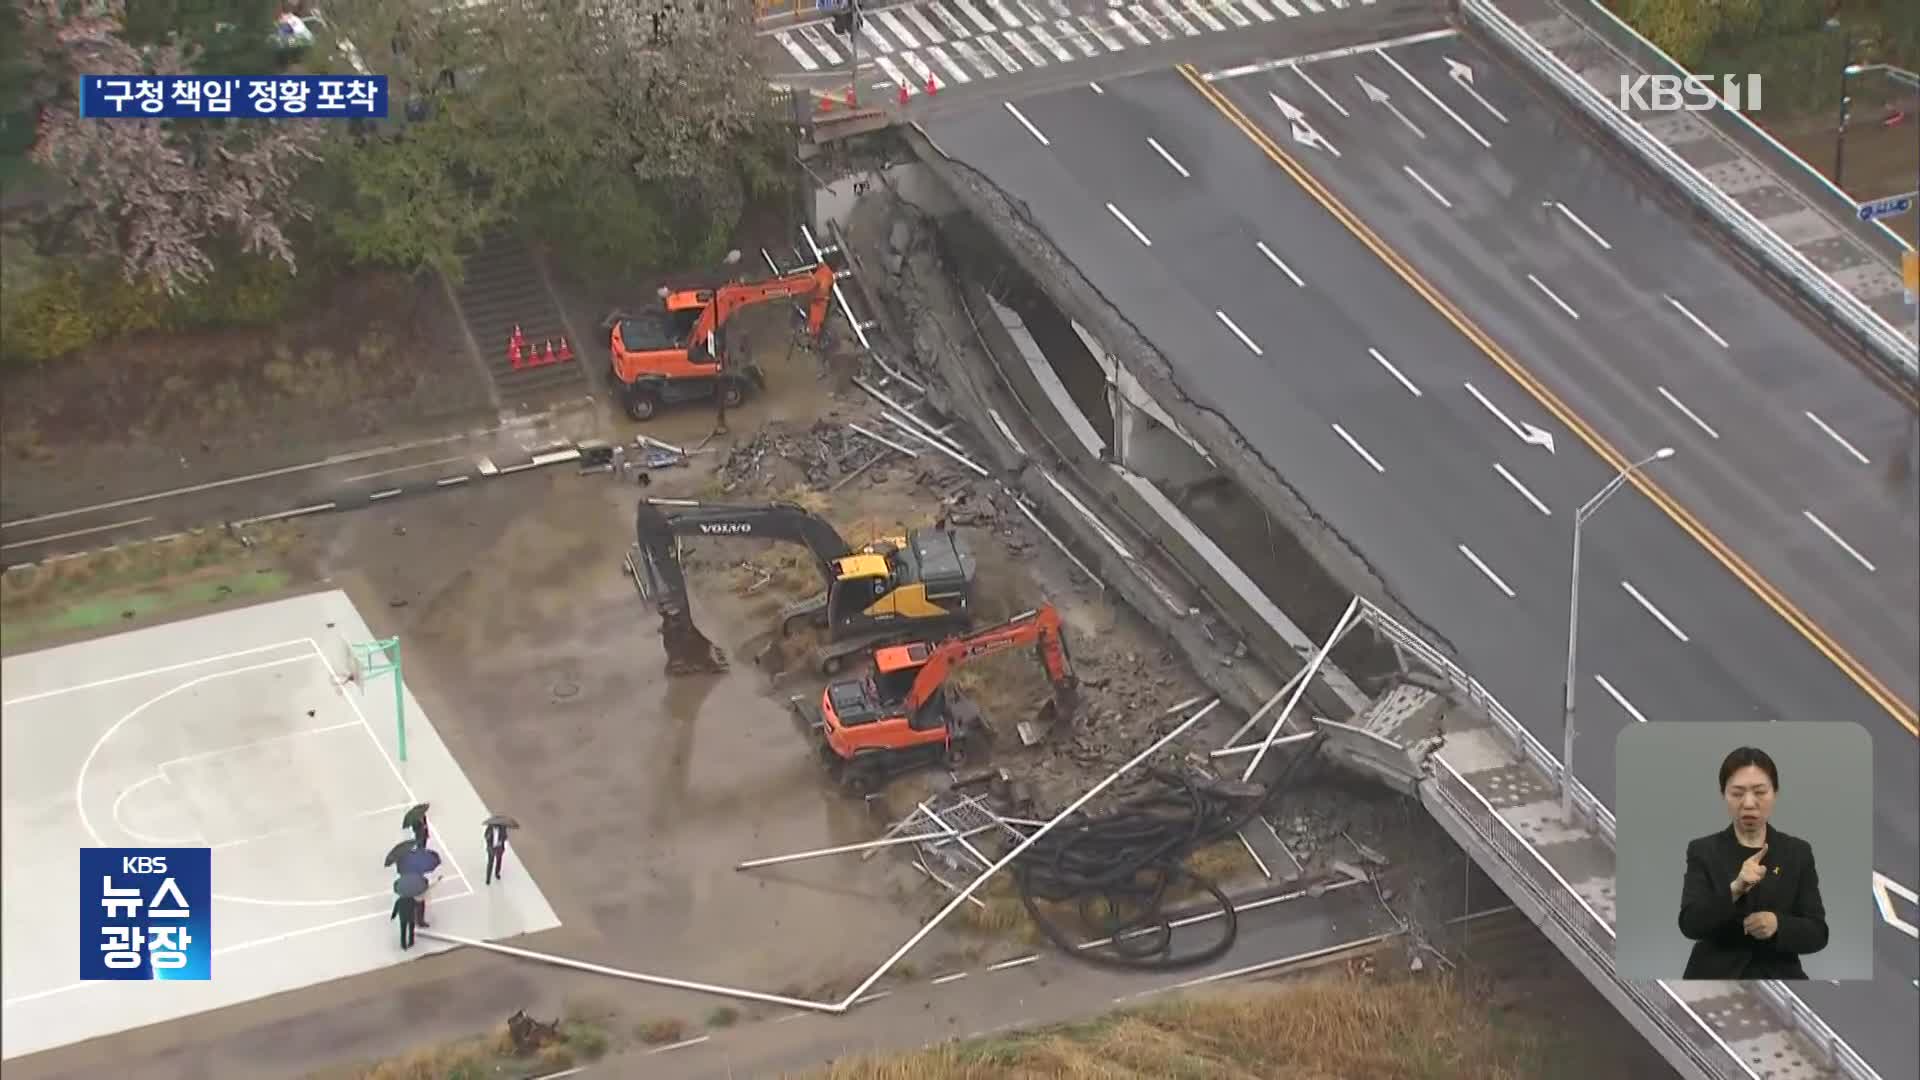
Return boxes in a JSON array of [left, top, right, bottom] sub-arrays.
[[0, 590, 560, 1061]]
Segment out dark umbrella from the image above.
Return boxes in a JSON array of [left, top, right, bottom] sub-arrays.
[[394, 872, 430, 899], [483, 814, 521, 830], [401, 803, 431, 830], [396, 847, 442, 876], [383, 839, 420, 868]]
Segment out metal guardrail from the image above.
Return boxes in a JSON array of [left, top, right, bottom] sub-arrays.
[[1462, 0, 1918, 383], [1356, 598, 1879, 1080]]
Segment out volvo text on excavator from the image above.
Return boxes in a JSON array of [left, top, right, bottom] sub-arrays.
[[606, 260, 837, 421], [796, 605, 1079, 792], [625, 498, 976, 676]]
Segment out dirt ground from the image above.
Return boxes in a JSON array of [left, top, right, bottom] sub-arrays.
[[1770, 97, 1920, 202], [0, 271, 494, 520]]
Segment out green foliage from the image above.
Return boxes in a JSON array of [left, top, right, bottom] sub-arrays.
[[523, 164, 675, 281], [1620, 0, 1720, 67], [122, 0, 284, 74], [1, 253, 296, 365]]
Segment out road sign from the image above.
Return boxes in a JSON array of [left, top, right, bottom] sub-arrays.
[[815, 0, 850, 10], [1856, 191, 1916, 222]]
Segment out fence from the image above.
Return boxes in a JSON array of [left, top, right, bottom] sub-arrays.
[[1462, 0, 1917, 383], [1357, 598, 1879, 1080]]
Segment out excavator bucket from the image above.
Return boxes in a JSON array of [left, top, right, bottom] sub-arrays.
[[662, 611, 728, 676]]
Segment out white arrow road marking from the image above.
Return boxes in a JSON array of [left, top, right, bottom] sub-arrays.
[[1873, 872, 1918, 939], [1464, 382, 1556, 453], [1620, 580, 1689, 642], [1375, 47, 1490, 148], [1356, 75, 1425, 139], [1293, 121, 1340, 156], [1458, 544, 1515, 597], [1270, 91, 1304, 121], [1444, 56, 1510, 123]]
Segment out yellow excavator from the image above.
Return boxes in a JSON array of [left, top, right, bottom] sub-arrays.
[[626, 498, 977, 676]]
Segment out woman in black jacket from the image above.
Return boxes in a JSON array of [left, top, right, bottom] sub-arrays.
[[1678, 747, 1828, 979]]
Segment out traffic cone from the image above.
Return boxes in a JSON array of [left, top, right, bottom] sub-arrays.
[[556, 337, 574, 363], [844, 87, 856, 109], [508, 332, 523, 369], [927, 74, 938, 96], [898, 84, 910, 107], [818, 93, 833, 113]]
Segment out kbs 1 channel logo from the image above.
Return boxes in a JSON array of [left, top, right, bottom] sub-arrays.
[[80, 848, 212, 982], [78, 75, 388, 120]]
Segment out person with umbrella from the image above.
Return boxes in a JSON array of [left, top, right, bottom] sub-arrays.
[[394, 845, 441, 927], [483, 814, 519, 885], [391, 875, 427, 950], [402, 803, 431, 848]]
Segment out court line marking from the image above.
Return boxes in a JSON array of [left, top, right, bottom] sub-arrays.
[[3, 639, 313, 707], [154, 721, 361, 772], [209, 801, 415, 853], [110, 773, 200, 847]]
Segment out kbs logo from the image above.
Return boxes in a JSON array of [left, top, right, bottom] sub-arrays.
[[80, 847, 211, 981], [1617, 74, 1762, 114], [698, 523, 753, 535]]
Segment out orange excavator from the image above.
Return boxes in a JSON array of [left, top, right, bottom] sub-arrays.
[[606, 259, 837, 420], [795, 605, 1079, 792]]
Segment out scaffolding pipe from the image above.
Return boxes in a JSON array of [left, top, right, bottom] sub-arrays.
[[735, 823, 997, 869], [854, 377, 971, 456], [801, 224, 871, 352], [1210, 730, 1321, 759], [918, 802, 993, 869], [835, 698, 1222, 1008], [846, 422, 921, 459], [1003, 486, 1104, 589], [883, 413, 990, 477], [1240, 597, 1360, 782], [1219, 667, 1306, 751]]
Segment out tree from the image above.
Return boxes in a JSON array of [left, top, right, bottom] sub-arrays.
[[18, 0, 325, 293]]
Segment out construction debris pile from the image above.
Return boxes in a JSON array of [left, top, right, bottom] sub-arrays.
[[717, 421, 883, 492]]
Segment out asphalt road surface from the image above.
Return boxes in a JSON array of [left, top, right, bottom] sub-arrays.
[[921, 28, 1917, 1079]]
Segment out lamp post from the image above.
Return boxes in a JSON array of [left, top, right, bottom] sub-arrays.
[[1562, 447, 1675, 821]]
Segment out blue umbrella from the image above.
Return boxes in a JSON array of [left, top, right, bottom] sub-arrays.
[[396, 847, 441, 876]]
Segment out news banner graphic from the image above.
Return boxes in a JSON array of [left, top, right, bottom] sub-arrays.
[[79, 848, 212, 981], [79, 75, 388, 119]]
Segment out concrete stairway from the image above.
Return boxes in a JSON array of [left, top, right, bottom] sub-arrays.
[[451, 232, 588, 404]]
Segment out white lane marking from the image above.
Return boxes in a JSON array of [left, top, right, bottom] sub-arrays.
[[1594, 674, 1649, 723], [1026, 20, 1075, 62], [1089, 80, 1104, 93], [956, 0, 1000, 33], [1291, 61, 1348, 116], [1147, 137, 1191, 177], [1403, 165, 1451, 208], [1804, 411, 1872, 465], [987, 0, 1023, 28], [1256, 241, 1305, 286], [988, 954, 1040, 971], [1179, 0, 1228, 32], [931, 971, 970, 985], [1109, 202, 1153, 246], [1374, 46, 1491, 148], [1240, 0, 1277, 21], [648, 1035, 712, 1054], [1526, 273, 1580, 319], [1458, 544, 1515, 597], [928, 45, 973, 84], [1111, 10, 1154, 45], [1216, 0, 1253, 27], [1002, 27, 1048, 67], [1005, 101, 1049, 145], [1656, 386, 1720, 440], [1492, 463, 1551, 516], [1079, 15, 1126, 51], [1803, 510, 1876, 572], [1153, 0, 1200, 36], [1298, 0, 1322, 12], [854, 990, 893, 1005], [1873, 872, 1918, 940], [904, 5, 946, 43], [1, 514, 155, 552], [1621, 580, 1689, 642], [1368, 347, 1420, 396], [1128, 4, 1173, 41], [1272, 0, 1301, 14], [1331, 424, 1385, 473], [1662, 294, 1729, 349], [1215, 310, 1262, 355], [978, 33, 1024, 73], [878, 10, 921, 49], [775, 31, 819, 71], [1551, 201, 1611, 250]]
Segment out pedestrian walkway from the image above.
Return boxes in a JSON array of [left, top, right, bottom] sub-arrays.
[[766, 0, 1384, 97]]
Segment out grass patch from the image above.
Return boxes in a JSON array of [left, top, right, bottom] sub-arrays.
[[635, 1017, 687, 1045], [1, 525, 300, 650], [957, 840, 1258, 944], [313, 1016, 614, 1080], [805, 973, 1563, 1079]]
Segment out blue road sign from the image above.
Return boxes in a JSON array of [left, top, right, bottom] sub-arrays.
[[1856, 192, 1916, 223], [815, 0, 850, 10]]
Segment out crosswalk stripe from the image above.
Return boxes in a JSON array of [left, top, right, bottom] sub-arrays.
[[775, 30, 819, 71], [1016, 0, 1045, 22], [898, 49, 938, 90], [1111, 8, 1153, 45], [874, 52, 914, 92], [1299, 0, 1324, 13], [1048, 0, 1073, 16], [1216, 1, 1253, 27], [861, 22, 893, 53], [986, 0, 1023, 28], [1272, 0, 1301, 15], [929, 1, 971, 39], [800, 24, 843, 65], [1238, 0, 1276, 21], [954, 0, 998, 34], [1024, 20, 1075, 62], [927, 44, 974, 83], [1002, 27, 1048, 66], [977, 33, 1024, 73], [904, 5, 946, 43], [1058, 18, 1101, 56], [1178, 0, 1226, 33], [878, 10, 920, 49], [950, 38, 1001, 79], [1153, 0, 1200, 36]]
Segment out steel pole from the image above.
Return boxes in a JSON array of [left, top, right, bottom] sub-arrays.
[[1561, 513, 1582, 820]]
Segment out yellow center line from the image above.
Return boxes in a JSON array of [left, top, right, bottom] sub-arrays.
[[1175, 63, 1918, 735]]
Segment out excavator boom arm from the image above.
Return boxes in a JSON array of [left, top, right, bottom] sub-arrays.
[[633, 499, 854, 615], [690, 263, 836, 345], [902, 605, 1075, 716]]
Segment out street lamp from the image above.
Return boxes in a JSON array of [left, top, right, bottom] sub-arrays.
[[1561, 447, 1675, 820]]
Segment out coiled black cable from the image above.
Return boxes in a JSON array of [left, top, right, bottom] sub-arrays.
[[1013, 737, 1324, 972]]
